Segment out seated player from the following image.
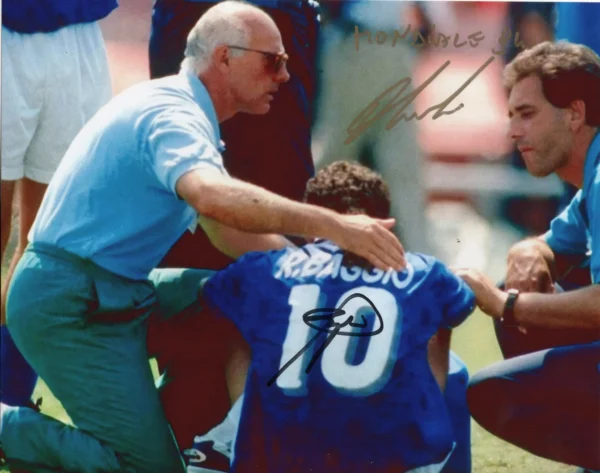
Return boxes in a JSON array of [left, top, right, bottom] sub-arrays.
[[190, 161, 476, 473]]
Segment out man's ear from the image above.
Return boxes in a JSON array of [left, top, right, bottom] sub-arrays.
[[568, 99, 587, 131], [213, 45, 230, 71]]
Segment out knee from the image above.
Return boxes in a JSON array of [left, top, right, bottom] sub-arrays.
[[467, 370, 514, 435], [466, 372, 489, 422]]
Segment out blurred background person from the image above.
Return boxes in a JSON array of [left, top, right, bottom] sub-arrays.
[[555, 2, 600, 53], [1, 0, 116, 409], [313, 0, 430, 255]]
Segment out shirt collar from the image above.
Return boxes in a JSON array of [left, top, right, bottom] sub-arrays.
[[583, 130, 600, 195], [180, 70, 222, 148]]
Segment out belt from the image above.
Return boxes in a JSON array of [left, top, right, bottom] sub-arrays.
[[28, 242, 155, 324]]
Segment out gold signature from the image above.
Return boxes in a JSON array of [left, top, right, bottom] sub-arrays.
[[354, 25, 524, 55], [345, 55, 497, 145]]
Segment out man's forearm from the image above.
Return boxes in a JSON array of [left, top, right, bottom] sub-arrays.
[[198, 215, 292, 259], [189, 172, 342, 239], [178, 169, 406, 272], [514, 285, 600, 329]]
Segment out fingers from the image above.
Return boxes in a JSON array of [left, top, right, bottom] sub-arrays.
[[338, 215, 405, 271], [376, 218, 396, 230], [505, 270, 553, 293], [362, 242, 404, 272], [373, 229, 406, 271], [356, 230, 405, 271], [363, 251, 390, 272], [450, 267, 468, 276]]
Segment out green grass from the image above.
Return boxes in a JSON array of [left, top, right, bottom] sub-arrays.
[[1, 221, 574, 473]]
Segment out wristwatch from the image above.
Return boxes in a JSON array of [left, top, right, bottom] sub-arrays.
[[501, 288, 520, 326]]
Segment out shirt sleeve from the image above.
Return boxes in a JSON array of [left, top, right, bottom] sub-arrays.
[[203, 252, 268, 338], [144, 106, 228, 195], [432, 261, 476, 329], [587, 171, 600, 283], [543, 190, 589, 255]]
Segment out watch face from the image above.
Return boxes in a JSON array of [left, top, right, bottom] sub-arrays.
[[507, 288, 519, 295]]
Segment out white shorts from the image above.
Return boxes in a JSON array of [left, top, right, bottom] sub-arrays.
[[1, 22, 112, 183]]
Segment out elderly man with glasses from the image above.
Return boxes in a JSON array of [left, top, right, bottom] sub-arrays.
[[0, 2, 405, 472], [146, 0, 321, 456]]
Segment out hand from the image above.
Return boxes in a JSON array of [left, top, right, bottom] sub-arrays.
[[506, 239, 555, 293], [453, 268, 507, 319], [332, 215, 406, 271]]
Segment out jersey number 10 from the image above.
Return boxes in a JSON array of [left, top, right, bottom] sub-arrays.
[[276, 284, 402, 395]]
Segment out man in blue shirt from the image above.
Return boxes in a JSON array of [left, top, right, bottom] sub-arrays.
[[0, 3, 405, 473], [0, 0, 116, 410], [197, 161, 475, 473], [456, 41, 600, 471], [147, 0, 321, 450]]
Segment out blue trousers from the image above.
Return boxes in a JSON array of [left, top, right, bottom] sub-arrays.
[[2, 243, 214, 473], [468, 341, 600, 469]]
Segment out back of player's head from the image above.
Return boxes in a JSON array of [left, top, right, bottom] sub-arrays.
[[504, 41, 600, 126], [304, 161, 392, 268], [304, 161, 391, 219]]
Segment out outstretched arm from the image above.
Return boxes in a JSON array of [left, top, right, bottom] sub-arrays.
[[177, 168, 406, 271], [198, 215, 293, 259]]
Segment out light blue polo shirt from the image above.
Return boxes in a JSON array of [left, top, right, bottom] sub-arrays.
[[30, 71, 227, 280], [544, 132, 600, 283]]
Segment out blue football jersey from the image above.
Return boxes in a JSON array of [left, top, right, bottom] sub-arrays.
[[203, 240, 475, 473]]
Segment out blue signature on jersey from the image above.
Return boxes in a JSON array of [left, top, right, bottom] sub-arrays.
[[267, 293, 384, 387]]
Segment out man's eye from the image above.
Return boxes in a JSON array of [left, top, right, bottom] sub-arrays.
[[522, 111, 534, 118]]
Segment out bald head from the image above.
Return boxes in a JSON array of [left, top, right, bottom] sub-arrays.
[[181, 1, 279, 75]]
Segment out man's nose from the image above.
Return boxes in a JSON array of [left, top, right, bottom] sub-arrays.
[[508, 119, 522, 142], [275, 64, 290, 83]]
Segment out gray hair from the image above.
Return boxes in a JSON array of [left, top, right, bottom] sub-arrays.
[[181, 1, 260, 75]]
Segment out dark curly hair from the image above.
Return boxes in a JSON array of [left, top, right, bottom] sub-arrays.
[[304, 161, 391, 268], [504, 41, 600, 126]]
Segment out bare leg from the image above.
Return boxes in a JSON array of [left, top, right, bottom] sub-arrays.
[[427, 328, 451, 392], [1, 178, 44, 406], [225, 335, 251, 403], [1, 178, 47, 324], [1, 180, 16, 270]]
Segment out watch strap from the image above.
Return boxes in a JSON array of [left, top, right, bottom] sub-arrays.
[[501, 289, 520, 326]]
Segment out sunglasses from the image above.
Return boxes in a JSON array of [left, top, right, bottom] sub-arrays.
[[227, 45, 289, 74]]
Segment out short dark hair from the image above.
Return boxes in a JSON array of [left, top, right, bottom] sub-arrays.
[[304, 161, 391, 268], [504, 41, 600, 126]]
